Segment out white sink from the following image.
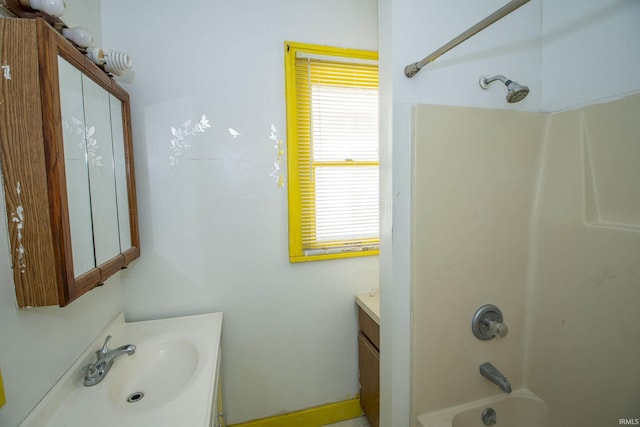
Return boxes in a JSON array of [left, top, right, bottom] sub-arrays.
[[107, 338, 200, 411], [19, 312, 223, 427]]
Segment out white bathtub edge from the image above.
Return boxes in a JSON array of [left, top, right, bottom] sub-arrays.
[[417, 389, 544, 427]]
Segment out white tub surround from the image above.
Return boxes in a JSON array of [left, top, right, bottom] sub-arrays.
[[418, 389, 546, 427], [356, 292, 380, 325], [19, 312, 223, 427]]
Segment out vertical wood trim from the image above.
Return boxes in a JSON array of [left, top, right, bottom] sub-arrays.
[[121, 93, 140, 256], [37, 18, 72, 304], [0, 19, 59, 306]]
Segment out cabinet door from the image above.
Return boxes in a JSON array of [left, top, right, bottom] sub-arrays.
[[58, 57, 95, 276], [81, 76, 121, 265], [358, 332, 379, 427]]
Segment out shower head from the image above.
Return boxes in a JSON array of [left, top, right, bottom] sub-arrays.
[[504, 80, 529, 103], [479, 75, 529, 103]]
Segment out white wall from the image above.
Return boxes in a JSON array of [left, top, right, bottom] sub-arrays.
[[100, 1, 379, 424], [0, 4, 124, 426], [377, 2, 410, 426], [541, 0, 640, 111]]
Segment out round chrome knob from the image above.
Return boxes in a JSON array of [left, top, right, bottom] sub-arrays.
[[472, 304, 508, 340]]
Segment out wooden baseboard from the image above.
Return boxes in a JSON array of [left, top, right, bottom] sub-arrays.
[[228, 397, 363, 427]]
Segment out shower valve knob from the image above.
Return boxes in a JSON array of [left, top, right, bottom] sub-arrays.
[[472, 304, 508, 341], [487, 320, 508, 338]]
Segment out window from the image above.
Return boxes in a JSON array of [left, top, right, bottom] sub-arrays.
[[284, 42, 379, 262]]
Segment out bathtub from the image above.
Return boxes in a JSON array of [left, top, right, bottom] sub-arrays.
[[418, 389, 547, 427]]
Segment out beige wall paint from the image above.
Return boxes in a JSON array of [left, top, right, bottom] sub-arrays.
[[411, 105, 544, 418], [526, 93, 640, 427]]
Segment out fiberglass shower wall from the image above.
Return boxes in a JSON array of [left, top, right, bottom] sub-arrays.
[[526, 93, 640, 427], [410, 94, 640, 426], [411, 104, 544, 416]]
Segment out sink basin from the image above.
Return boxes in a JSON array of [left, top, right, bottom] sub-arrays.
[[19, 312, 223, 427], [108, 339, 200, 410]]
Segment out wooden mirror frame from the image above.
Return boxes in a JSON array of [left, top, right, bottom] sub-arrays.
[[0, 18, 139, 307]]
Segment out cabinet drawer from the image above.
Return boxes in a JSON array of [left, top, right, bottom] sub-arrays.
[[358, 307, 380, 350]]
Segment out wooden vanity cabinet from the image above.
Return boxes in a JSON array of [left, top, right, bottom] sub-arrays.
[[358, 306, 379, 427], [0, 18, 139, 307]]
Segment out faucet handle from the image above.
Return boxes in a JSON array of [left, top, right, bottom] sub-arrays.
[[96, 335, 112, 359], [81, 363, 96, 376], [81, 363, 98, 382], [486, 320, 509, 338], [472, 304, 508, 340]]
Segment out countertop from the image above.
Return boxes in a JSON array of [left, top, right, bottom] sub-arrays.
[[19, 312, 223, 427], [356, 292, 380, 325]]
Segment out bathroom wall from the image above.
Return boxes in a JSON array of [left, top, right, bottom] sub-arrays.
[[100, 1, 379, 424], [411, 105, 543, 415], [525, 94, 640, 427], [540, 0, 640, 112], [0, 4, 124, 427]]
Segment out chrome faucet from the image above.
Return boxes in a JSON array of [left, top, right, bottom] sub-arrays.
[[479, 362, 512, 393], [82, 336, 136, 386]]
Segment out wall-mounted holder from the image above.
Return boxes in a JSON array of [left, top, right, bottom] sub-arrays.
[[472, 304, 508, 340]]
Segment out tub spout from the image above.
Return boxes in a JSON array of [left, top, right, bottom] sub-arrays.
[[479, 362, 512, 393]]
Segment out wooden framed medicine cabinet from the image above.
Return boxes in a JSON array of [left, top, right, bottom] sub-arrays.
[[0, 18, 139, 307]]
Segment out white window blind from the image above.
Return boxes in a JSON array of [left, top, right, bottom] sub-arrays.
[[286, 43, 379, 262]]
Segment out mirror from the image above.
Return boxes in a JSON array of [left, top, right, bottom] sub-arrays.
[[58, 56, 133, 277], [81, 75, 121, 266], [58, 57, 95, 275]]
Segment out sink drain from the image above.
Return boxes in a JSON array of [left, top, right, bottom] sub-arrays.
[[127, 391, 145, 403]]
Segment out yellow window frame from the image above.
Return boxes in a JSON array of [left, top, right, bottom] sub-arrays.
[[284, 41, 380, 262]]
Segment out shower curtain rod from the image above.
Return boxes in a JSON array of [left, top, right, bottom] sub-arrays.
[[404, 0, 531, 78]]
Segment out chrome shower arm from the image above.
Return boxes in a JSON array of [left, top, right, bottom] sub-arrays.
[[479, 74, 529, 103], [404, 0, 531, 78], [480, 75, 509, 86]]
